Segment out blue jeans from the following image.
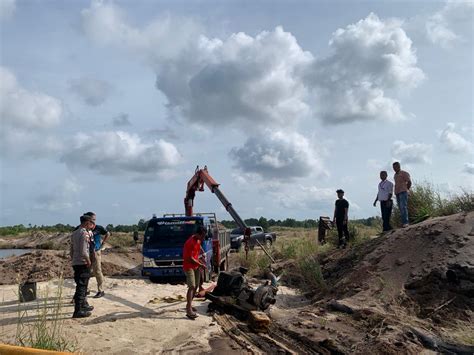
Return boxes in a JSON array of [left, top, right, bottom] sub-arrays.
[[396, 191, 409, 225]]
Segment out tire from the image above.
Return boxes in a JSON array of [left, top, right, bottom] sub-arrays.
[[265, 238, 272, 249]]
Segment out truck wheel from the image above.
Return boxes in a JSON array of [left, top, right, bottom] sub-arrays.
[[219, 255, 228, 271], [265, 239, 272, 249]]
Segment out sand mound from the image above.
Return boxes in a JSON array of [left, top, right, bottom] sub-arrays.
[[265, 212, 474, 354], [319, 211, 474, 324], [0, 231, 71, 250], [0, 248, 142, 285]]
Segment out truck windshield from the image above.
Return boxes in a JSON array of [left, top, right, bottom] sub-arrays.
[[144, 221, 201, 248]]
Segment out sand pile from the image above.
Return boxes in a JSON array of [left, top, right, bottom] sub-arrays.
[[264, 212, 474, 354], [0, 248, 142, 285], [0, 231, 71, 250], [318, 211, 474, 324]]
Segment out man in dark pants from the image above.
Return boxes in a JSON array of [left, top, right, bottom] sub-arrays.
[[333, 189, 350, 248], [373, 171, 394, 232], [70, 214, 95, 318]]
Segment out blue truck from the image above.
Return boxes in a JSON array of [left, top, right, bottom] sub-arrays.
[[141, 213, 231, 281]]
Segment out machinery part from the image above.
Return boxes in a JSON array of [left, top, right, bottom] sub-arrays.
[[207, 268, 277, 313], [253, 284, 277, 311]]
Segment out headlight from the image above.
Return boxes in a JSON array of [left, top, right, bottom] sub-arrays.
[[143, 256, 154, 267], [231, 235, 244, 242]]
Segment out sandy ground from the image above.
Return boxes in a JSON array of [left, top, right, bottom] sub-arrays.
[[2, 212, 473, 354], [0, 277, 250, 354]]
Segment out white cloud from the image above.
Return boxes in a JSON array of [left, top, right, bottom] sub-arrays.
[[82, 6, 422, 127], [463, 163, 474, 175], [69, 76, 113, 106], [0, 0, 15, 21], [271, 185, 335, 211], [61, 131, 182, 178], [438, 122, 473, 154], [307, 13, 424, 124], [1, 67, 62, 129], [391, 140, 433, 164], [81, 0, 202, 62], [425, 1, 474, 48], [230, 130, 327, 180], [0, 66, 63, 158], [34, 178, 83, 212]]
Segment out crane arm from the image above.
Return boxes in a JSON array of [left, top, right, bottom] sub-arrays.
[[184, 166, 251, 246]]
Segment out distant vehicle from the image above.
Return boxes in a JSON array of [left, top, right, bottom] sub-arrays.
[[141, 213, 230, 281], [230, 226, 276, 251]]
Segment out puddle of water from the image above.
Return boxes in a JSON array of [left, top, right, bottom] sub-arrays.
[[0, 249, 34, 259]]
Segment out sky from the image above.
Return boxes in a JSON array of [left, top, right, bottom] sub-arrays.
[[0, 0, 473, 227]]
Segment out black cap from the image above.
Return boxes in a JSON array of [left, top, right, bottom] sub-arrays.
[[336, 189, 344, 193]]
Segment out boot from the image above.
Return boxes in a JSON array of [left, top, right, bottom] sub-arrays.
[[72, 304, 91, 318], [72, 310, 91, 318], [83, 303, 94, 312]]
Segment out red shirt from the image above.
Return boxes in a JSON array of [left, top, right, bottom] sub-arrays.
[[182, 235, 201, 271]]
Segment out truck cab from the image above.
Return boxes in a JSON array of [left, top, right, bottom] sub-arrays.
[[142, 214, 230, 281]]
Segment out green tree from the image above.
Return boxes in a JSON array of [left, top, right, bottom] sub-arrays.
[[258, 216, 269, 230], [137, 219, 147, 231]]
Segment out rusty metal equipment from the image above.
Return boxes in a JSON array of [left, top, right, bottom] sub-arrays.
[[318, 216, 333, 245], [206, 267, 278, 316]]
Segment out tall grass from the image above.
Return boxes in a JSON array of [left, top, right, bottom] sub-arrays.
[[327, 222, 378, 246], [108, 232, 136, 248], [274, 230, 330, 292], [16, 278, 77, 352], [392, 182, 474, 227]]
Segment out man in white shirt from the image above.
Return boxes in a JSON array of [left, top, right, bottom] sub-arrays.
[[373, 171, 394, 232]]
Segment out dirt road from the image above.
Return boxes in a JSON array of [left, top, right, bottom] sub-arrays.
[[0, 277, 250, 354]]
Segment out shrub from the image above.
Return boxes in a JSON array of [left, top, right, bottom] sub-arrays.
[[16, 278, 77, 352], [37, 241, 56, 250], [296, 255, 325, 291], [391, 182, 474, 227]]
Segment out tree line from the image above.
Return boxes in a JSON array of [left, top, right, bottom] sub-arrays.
[[0, 216, 383, 236]]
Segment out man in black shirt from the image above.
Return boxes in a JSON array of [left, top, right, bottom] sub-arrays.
[[333, 189, 349, 248]]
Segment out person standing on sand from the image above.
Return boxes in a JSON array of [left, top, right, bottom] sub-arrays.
[[182, 226, 207, 319], [373, 171, 394, 232], [133, 230, 139, 245], [84, 211, 110, 298], [70, 214, 95, 318], [392, 162, 412, 228], [333, 189, 350, 248]]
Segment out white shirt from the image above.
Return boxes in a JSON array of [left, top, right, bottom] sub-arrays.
[[377, 179, 394, 201]]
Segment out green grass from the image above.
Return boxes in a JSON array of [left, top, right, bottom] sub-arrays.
[[107, 232, 136, 248], [391, 182, 474, 227], [15, 278, 77, 352], [327, 222, 379, 247]]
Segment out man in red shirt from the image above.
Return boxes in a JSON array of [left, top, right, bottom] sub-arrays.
[[183, 225, 207, 319]]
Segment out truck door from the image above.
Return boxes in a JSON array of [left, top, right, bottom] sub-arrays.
[[255, 227, 264, 243]]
